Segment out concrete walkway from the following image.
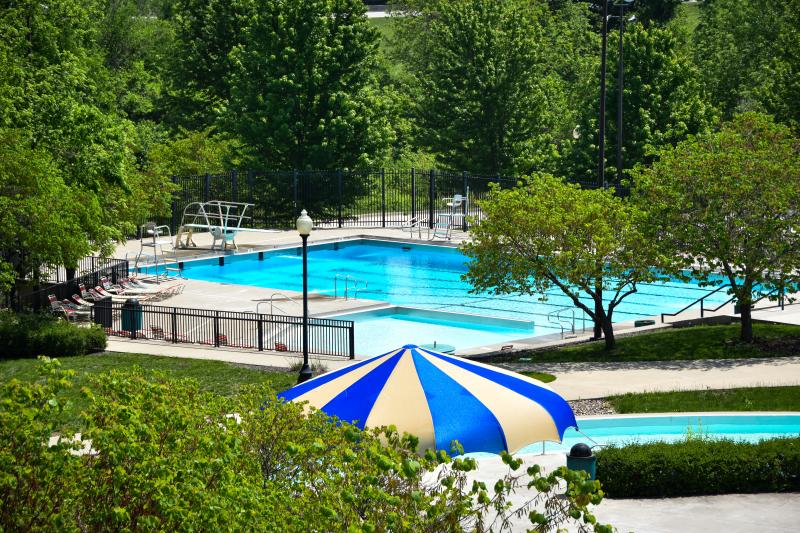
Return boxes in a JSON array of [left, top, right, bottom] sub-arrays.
[[528, 356, 800, 400], [105, 337, 356, 372], [469, 452, 800, 533]]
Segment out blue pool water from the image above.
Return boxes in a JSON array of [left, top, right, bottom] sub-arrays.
[[335, 307, 536, 355], [509, 414, 800, 455], [172, 239, 731, 350]]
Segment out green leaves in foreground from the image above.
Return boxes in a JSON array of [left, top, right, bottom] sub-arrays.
[[0, 358, 611, 532]]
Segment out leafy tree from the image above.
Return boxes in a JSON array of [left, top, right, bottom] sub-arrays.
[[0, 0, 175, 287], [564, 22, 716, 185], [0, 131, 98, 299], [463, 173, 660, 349], [167, 0, 254, 130], [694, 0, 800, 129], [96, 0, 176, 122], [226, 0, 392, 170], [632, 113, 800, 343], [1, 359, 613, 532], [394, 0, 582, 175]]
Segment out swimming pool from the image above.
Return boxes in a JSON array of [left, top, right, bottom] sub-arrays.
[[170, 239, 731, 351], [515, 413, 800, 455]]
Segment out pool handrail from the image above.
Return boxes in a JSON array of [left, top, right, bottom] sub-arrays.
[[334, 273, 368, 300], [660, 283, 732, 323]]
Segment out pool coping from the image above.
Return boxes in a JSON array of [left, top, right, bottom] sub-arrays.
[[575, 411, 800, 421]]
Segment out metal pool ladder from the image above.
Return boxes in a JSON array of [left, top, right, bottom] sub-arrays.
[[256, 293, 301, 315], [334, 274, 368, 300], [547, 307, 585, 339]]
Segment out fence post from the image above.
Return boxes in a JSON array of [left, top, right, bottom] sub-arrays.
[[171, 175, 178, 232], [411, 168, 417, 221], [247, 170, 255, 227], [257, 315, 264, 351], [204, 173, 210, 202], [428, 169, 435, 229], [172, 307, 178, 343], [293, 170, 299, 216], [462, 171, 469, 231], [337, 169, 343, 228], [381, 168, 386, 228], [348, 325, 355, 359], [214, 311, 220, 347], [231, 170, 238, 203]]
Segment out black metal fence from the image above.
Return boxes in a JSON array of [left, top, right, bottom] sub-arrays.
[[18, 258, 130, 311], [93, 300, 355, 359], [152, 168, 555, 232]]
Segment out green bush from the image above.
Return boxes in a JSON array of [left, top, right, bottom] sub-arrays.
[[0, 359, 612, 532], [0, 311, 106, 358], [597, 438, 800, 498]]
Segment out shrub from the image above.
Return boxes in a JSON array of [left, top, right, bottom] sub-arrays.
[[0, 359, 613, 532], [597, 437, 800, 498], [0, 311, 106, 358]]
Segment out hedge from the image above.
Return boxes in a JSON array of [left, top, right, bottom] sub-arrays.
[[596, 437, 800, 498], [0, 311, 106, 358]]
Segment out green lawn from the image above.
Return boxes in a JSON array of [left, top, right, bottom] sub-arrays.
[[0, 353, 296, 429], [504, 323, 800, 364], [608, 386, 800, 413], [521, 370, 556, 383], [675, 1, 701, 35]]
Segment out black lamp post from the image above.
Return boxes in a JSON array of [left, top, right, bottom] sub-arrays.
[[296, 209, 313, 384], [598, 0, 609, 189], [613, 1, 635, 185]]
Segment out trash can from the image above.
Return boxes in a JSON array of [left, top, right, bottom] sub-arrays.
[[566, 442, 597, 480], [92, 296, 113, 329], [121, 298, 143, 337]]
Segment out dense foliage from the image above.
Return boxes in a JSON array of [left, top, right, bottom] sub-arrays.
[[597, 437, 800, 498], [0, 359, 612, 532], [0, 312, 106, 359], [694, 0, 800, 129], [463, 174, 659, 349], [392, 0, 596, 175], [632, 113, 800, 342]]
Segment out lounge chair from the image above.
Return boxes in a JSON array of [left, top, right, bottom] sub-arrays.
[[72, 294, 93, 307], [48, 295, 90, 322]]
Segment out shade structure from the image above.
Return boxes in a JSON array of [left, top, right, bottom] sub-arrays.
[[278, 344, 577, 454]]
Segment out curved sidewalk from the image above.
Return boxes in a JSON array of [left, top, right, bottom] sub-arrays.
[[525, 356, 800, 400]]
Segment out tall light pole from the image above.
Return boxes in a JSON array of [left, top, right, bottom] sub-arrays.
[[598, 0, 609, 190], [615, 1, 635, 185], [296, 209, 313, 384]]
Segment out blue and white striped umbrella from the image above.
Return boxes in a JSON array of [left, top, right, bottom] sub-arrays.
[[279, 344, 576, 454]]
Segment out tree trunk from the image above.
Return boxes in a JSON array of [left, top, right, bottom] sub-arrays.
[[593, 279, 603, 340], [740, 300, 754, 343], [601, 318, 616, 350]]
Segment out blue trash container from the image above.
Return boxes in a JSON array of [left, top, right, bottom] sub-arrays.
[[121, 298, 142, 337], [566, 442, 597, 480]]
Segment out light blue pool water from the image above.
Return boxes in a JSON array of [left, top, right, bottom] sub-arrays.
[[483, 414, 800, 457], [335, 307, 536, 355], [170, 239, 731, 351]]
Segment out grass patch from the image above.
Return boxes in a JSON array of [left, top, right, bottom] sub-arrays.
[[0, 352, 296, 429], [521, 371, 556, 383], [503, 323, 800, 364], [608, 386, 800, 414], [675, 1, 701, 35]]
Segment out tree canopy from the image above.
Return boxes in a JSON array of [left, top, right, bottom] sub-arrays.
[[694, 0, 800, 130], [226, 0, 393, 170], [632, 113, 800, 342]]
